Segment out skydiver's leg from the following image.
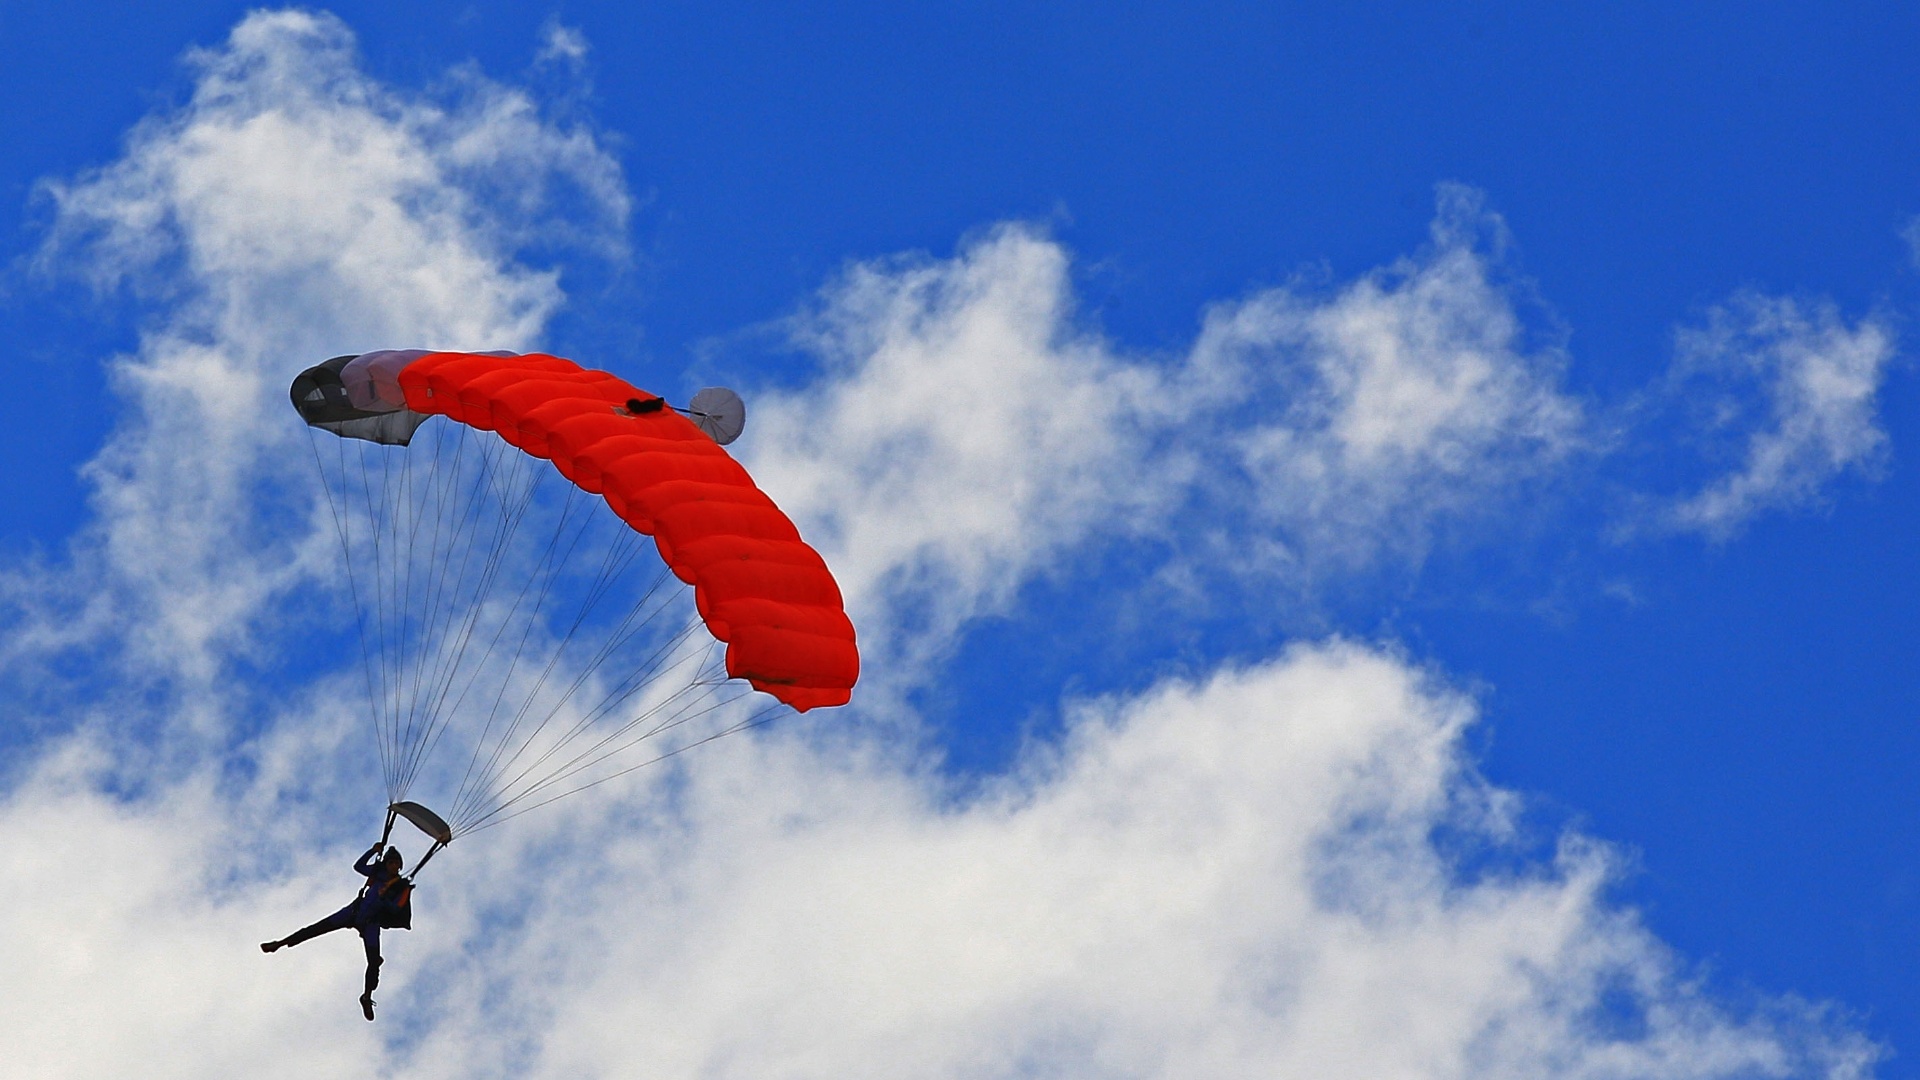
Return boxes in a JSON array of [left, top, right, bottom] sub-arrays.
[[262, 903, 357, 952], [360, 925, 382, 993], [359, 924, 382, 1020]]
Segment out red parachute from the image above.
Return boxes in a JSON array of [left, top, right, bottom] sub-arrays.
[[293, 350, 857, 851]]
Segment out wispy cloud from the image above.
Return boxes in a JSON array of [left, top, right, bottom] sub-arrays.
[[1187, 185, 1584, 574], [535, 20, 591, 68], [1658, 294, 1894, 539]]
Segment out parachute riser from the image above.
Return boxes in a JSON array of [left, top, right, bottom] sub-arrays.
[[411, 839, 448, 878]]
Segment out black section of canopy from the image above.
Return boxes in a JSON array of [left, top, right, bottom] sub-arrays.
[[291, 354, 429, 446]]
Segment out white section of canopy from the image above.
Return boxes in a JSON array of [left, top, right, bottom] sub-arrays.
[[341, 349, 431, 412], [341, 349, 522, 412]]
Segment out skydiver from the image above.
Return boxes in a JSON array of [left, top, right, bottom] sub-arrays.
[[260, 842, 412, 1021]]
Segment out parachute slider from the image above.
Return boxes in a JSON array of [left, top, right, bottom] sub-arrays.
[[388, 801, 454, 846]]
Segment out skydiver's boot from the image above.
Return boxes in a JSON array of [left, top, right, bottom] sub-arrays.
[[260, 939, 285, 953], [361, 956, 381, 1020]]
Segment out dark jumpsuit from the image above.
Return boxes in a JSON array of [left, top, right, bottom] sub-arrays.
[[278, 844, 405, 996]]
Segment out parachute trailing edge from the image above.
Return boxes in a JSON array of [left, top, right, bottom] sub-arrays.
[[292, 349, 857, 713]]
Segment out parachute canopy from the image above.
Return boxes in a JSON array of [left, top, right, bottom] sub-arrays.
[[292, 350, 857, 837], [292, 349, 857, 712]]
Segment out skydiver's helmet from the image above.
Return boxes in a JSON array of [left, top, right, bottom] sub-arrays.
[[383, 847, 404, 872]]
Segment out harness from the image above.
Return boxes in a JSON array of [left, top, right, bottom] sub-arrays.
[[359, 873, 414, 930], [363, 801, 448, 932]]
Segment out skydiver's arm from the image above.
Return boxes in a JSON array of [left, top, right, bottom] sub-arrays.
[[353, 844, 384, 877]]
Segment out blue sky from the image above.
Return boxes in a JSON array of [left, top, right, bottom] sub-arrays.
[[2, 4, 1917, 1077]]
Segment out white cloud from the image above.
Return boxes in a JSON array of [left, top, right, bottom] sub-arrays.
[[18, 8, 626, 693], [744, 226, 1171, 697], [482, 644, 1872, 1080], [0, 10, 1883, 1079], [535, 20, 591, 67], [0, 644, 1879, 1078], [1662, 295, 1894, 539], [0, 734, 385, 1079], [749, 189, 1585, 695], [1188, 185, 1584, 573]]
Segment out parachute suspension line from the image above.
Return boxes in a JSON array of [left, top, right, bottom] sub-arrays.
[[385, 429, 422, 798], [391, 429, 545, 800], [436, 484, 606, 820], [385, 420, 495, 791], [471, 547, 676, 789], [355, 436, 405, 799], [395, 434, 419, 759], [442, 482, 583, 758], [391, 420, 463, 773], [309, 430, 391, 797], [440, 566, 673, 827], [375, 435, 427, 800], [391, 424, 509, 797], [393, 448, 554, 803], [392, 416, 447, 782], [331, 422, 536, 806], [351, 435, 403, 798], [452, 637, 752, 833], [462, 699, 788, 835], [444, 510, 660, 811], [443, 574, 698, 829], [381, 429, 456, 800], [517, 649, 745, 796], [498, 612, 713, 783], [397, 440, 575, 810], [443, 599, 701, 827], [398, 527, 533, 790]]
